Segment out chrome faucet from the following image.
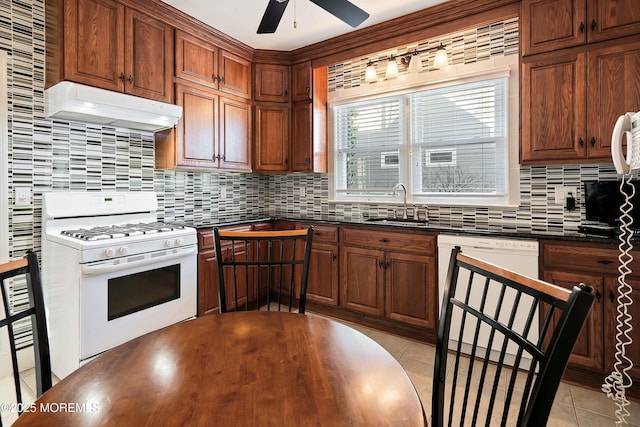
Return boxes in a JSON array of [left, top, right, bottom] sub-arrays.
[[392, 183, 408, 219]]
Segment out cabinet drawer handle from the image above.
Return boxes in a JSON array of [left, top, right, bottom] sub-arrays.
[[579, 22, 585, 33], [609, 290, 615, 303], [597, 259, 613, 265], [380, 238, 390, 243]]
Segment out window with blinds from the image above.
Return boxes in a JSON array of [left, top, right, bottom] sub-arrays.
[[333, 76, 509, 205]]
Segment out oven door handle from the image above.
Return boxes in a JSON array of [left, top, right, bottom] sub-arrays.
[[81, 246, 196, 276]]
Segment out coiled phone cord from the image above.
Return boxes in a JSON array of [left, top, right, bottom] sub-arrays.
[[602, 174, 635, 426]]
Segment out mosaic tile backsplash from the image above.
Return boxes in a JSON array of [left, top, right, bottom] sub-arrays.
[[2, 1, 621, 267]]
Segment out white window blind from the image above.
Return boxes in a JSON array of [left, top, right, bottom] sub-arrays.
[[334, 96, 405, 199], [331, 74, 510, 205], [410, 78, 507, 197]]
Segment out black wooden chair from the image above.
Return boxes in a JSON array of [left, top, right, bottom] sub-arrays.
[[0, 251, 52, 425], [432, 246, 595, 427], [213, 227, 314, 313]]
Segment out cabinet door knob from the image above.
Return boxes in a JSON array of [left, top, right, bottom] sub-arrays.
[[306, 86, 310, 93], [127, 74, 134, 84], [378, 260, 384, 269], [595, 290, 601, 302], [579, 22, 585, 33], [590, 137, 596, 147], [119, 72, 125, 83], [331, 254, 337, 262], [609, 290, 615, 303], [591, 19, 597, 31], [579, 137, 585, 147]]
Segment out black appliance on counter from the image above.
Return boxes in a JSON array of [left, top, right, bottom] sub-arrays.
[[579, 180, 640, 236]]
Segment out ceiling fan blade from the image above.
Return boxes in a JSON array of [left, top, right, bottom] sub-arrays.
[[257, 0, 290, 34], [309, 0, 369, 28]]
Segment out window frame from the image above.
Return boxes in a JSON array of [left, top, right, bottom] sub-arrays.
[[328, 56, 519, 207]]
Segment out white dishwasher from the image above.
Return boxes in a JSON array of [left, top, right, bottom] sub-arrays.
[[437, 234, 539, 365]]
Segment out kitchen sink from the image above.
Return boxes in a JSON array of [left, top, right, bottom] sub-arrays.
[[365, 217, 428, 225]]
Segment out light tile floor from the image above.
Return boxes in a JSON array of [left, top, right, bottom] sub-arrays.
[[331, 315, 640, 427], [1, 313, 638, 426]]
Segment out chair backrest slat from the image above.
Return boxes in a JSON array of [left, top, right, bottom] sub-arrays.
[[0, 251, 52, 426], [432, 246, 595, 427], [213, 227, 314, 314]]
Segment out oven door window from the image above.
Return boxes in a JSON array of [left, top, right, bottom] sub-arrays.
[[108, 264, 181, 321]]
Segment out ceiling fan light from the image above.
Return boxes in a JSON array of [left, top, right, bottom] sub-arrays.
[[365, 63, 378, 83], [407, 53, 423, 74], [385, 58, 398, 79], [433, 45, 449, 69]]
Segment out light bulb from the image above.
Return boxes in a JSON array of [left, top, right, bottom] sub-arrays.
[[408, 54, 423, 73], [385, 58, 398, 79], [433, 46, 449, 69], [365, 63, 378, 83]]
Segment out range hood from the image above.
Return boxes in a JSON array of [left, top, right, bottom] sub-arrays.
[[44, 81, 182, 132]]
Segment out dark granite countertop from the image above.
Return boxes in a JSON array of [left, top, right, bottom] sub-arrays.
[[178, 216, 626, 246]]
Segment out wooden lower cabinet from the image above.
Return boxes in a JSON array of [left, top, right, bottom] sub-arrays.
[[540, 240, 640, 398], [542, 270, 604, 370], [604, 277, 640, 383], [307, 243, 339, 306], [196, 224, 264, 315], [340, 226, 438, 330], [341, 246, 385, 316], [386, 252, 437, 329]]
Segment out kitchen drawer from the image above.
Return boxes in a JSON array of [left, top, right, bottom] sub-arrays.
[[541, 241, 640, 276], [298, 223, 339, 243], [342, 227, 435, 255]]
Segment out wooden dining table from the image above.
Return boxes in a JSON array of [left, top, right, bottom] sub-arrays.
[[14, 311, 427, 426]]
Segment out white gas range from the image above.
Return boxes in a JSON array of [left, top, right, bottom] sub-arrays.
[[41, 191, 197, 379]]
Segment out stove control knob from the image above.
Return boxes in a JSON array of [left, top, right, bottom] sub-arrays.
[[175, 238, 183, 246], [164, 239, 174, 248], [119, 246, 129, 256], [104, 248, 115, 258]]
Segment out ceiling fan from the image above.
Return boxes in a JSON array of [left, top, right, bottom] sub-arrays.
[[257, 0, 370, 34]]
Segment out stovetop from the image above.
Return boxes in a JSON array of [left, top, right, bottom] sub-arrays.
[[61, 222, 187, 241]]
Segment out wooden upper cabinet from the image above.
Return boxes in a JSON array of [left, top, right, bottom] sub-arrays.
[[254, 103, 290, 171], [49, 0, 172, 102], [125, 8, 173, 102], [291, 66, 328, 173], [219, 50, 251, 99], [521, 39, 640, 164], [521, 51, 587, 163], [521, 0, 640, 56], [588, 0, 640, 43], [219, 95, 252, 172], [292, 61, 312, 102], [254, 63, 290, 102], [175, 30, 251, 99], [156, 82, 251, 172], [587, 40, 640, 159], [521, 0, 586, 56], [57, 0, 124, 91], [175, 30, 218, 88], [291, 102, 313, 171]]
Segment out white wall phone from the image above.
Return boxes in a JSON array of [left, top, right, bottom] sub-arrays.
[[603, 111, 639, 425], [611, 111, 640, 174]]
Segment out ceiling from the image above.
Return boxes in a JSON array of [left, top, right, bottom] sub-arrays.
[[160, 0, 447, 51]]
